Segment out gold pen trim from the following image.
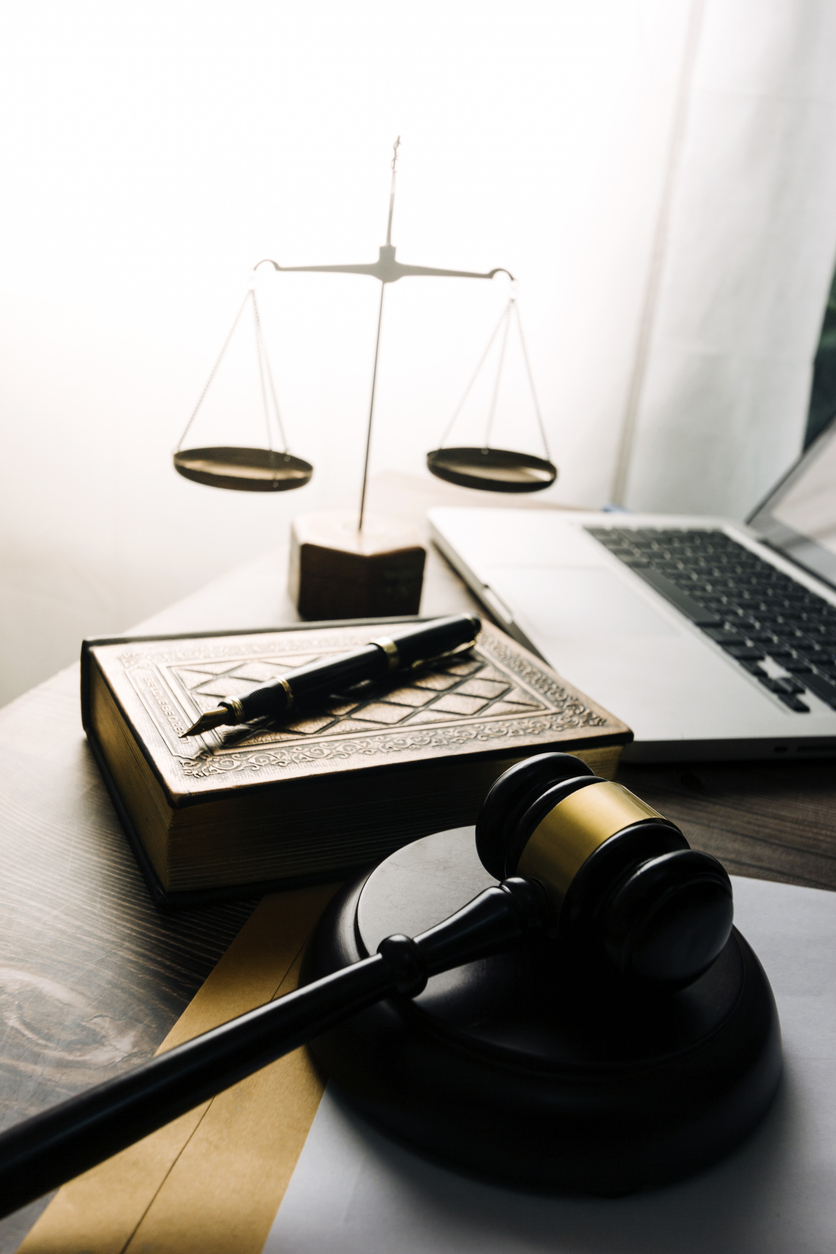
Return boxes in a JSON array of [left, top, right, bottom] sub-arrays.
[[222, 698, 247, 724], [517, 781, 663, 915], [371, 636, 400, 673]]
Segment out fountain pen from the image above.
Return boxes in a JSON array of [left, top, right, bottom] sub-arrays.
[[181, 613, 482, 736]]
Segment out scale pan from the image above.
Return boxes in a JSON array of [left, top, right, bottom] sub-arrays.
[[173, 447, 313, 493], [426, 447, 557, 494]]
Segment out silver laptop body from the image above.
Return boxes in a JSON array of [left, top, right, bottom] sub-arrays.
[[429, 416, 836, 762]]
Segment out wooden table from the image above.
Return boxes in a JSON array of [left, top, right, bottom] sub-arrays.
[[1, 477, 835, 1250]]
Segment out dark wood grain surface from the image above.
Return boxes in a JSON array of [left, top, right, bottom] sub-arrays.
[[618, 758, 836, 890], [1, 474, 835, 1250]]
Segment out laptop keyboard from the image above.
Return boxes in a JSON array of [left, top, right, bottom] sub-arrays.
[[586, 527, 836, 714]]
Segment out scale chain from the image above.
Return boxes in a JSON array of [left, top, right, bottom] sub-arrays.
[[513, 300, 552, 462], [174, 290, 251, 452], [175, 282, 291, 469], [437, 290, 552, 464], [251, 290, 274, 455], [251, 287, 291, 456], [484, 300, 513, 452], [437, 300, 512, 450]]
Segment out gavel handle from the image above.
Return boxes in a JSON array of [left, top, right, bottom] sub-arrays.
[[0, 877, 545, 1219]]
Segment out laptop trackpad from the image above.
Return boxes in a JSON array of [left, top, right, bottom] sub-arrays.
[[485, 566, 678, 638]]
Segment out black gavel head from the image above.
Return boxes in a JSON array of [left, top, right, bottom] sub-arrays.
[[476, 753, 733, 991]]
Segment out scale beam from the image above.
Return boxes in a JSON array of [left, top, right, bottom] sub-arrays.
[[256, 247, 513, 285], [256, 137, 512, 287]]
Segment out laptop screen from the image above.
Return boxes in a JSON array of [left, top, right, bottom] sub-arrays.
[[749, 412, 836, 590]]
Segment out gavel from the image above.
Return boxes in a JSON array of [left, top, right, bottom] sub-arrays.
[[0, 753, 733, 1217]]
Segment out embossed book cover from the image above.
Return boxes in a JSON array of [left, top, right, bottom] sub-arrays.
[[81, 620, 631, 907]]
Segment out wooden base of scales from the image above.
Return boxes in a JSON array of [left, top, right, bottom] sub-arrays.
[[289, 511, 425, 619]]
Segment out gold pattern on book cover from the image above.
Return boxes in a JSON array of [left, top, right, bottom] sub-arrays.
[[108, 624, 617, 790]]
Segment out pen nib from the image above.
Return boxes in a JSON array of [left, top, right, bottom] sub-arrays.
[[180, 708, 230, 737]]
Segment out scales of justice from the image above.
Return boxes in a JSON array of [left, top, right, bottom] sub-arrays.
[[173, 139, 557, 619]]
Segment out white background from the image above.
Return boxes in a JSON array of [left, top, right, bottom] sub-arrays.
[[2, 0, 835, 705]]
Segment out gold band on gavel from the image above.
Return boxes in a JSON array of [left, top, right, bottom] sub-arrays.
[[517, 781, 663, 915]]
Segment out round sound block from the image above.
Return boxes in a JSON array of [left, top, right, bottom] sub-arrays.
[[302, 828, 782, 1195]]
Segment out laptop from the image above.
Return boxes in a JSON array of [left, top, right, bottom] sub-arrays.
[[429, 414, 836, 761]]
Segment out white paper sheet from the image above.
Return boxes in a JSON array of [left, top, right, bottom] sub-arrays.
[[265, 876, 836, 1254]]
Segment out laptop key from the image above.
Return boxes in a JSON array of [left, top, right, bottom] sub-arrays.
[[629, 568, 723, 626], [757, 676, 785, 691], [776, 693, 810, 712], [723, 645, 766, 660], [771, 677, 806, 694], [704, 628, 746, 644], [801, 672, 836, 709]]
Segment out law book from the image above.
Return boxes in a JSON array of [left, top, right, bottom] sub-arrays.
[[81, 619, 631, 908]]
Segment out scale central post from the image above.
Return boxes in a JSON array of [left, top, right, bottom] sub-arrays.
[[257, 136, 513, 533], [258, 138, 514, 619], [358, 137, 400, 532]]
